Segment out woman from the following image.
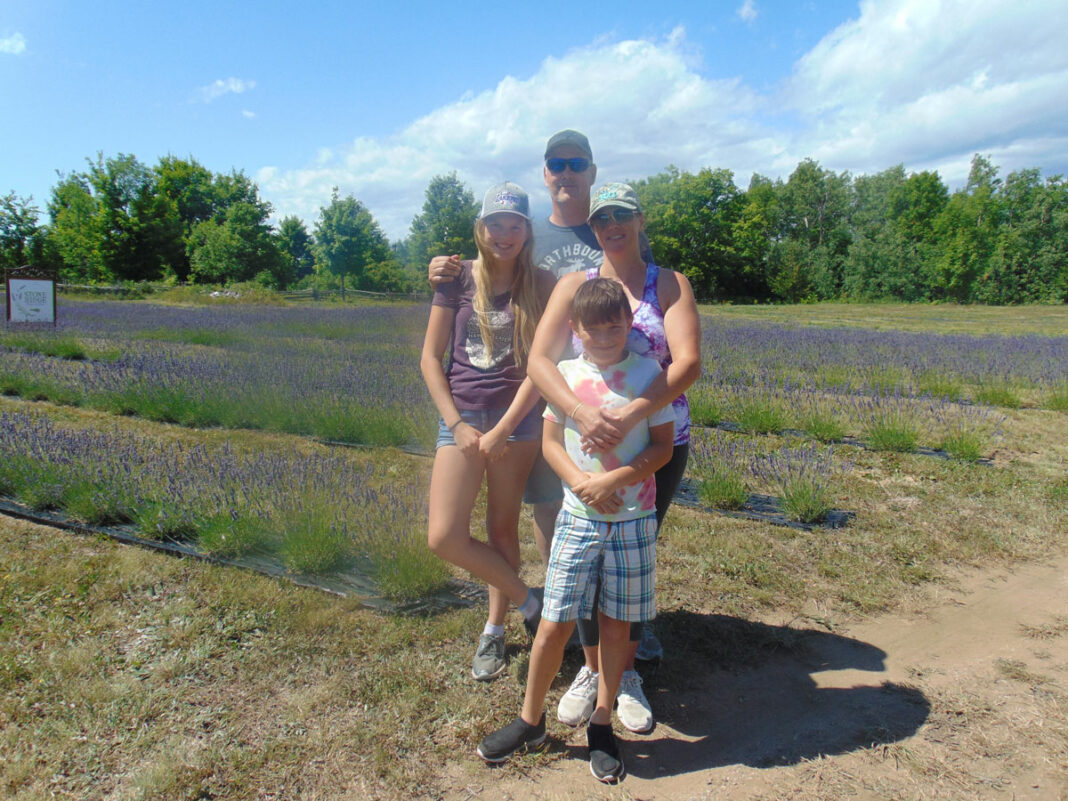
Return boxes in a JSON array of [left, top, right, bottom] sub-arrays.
[[526, 182, 701, 731], [421, 182, 556, 681]]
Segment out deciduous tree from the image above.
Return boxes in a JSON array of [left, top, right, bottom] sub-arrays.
[[314, 189, 397, 291], [407, 173, 478, 271], [0, 192, 41, 271]]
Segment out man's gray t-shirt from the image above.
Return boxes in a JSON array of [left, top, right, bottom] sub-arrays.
[[531, 217, 604, 278], [531, 217, 653, 279]]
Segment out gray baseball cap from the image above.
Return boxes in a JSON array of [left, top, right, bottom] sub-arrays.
[[479, 182, 531, 220], [588, 182, 642, 219], [544, 129, 593, 160]]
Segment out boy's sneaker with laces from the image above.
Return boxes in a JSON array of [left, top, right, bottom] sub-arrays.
[[477, 714, 547, 763], [587, 721, 624, 783], [616, 669, 653, 733], [470, 633, 506, 682], [635, 623, 663, 662], [557, 665, 598, 726]]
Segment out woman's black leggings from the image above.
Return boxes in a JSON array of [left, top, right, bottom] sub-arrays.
[[576, 443, 689, 648]]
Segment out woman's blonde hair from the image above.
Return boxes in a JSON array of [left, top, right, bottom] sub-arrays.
[[471, 215, 542, 369]]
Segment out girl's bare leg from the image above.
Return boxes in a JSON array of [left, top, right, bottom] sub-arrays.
[[484, 440, 541, 625], [428, 445, 530, 607]]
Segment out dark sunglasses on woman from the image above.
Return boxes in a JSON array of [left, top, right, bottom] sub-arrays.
[[590, 208, 637, 227], [545, 157, 591, 174]]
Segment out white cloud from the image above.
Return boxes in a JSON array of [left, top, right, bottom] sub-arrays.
[[784, 0, 1068, 177], [258, 1, 1068, 240], [242, 109, 256, 119], [736, 1, 758, 23], [258, 31, 776, 239], [198, 77, 256, 103], [1, 32, 27, 55]]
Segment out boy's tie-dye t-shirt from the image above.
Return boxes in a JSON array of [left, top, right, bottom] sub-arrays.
[[544, 351, 674, 522]]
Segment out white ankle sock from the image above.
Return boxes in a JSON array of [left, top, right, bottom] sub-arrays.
[[518, 589, 541, 620], [482, 622, 505, 637]]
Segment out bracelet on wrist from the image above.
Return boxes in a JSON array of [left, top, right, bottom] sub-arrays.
[[569, 401, 584, 419], [447, 419, 462, 432]]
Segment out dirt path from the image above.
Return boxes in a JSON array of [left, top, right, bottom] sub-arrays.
[[441, 554, 1068, 801]]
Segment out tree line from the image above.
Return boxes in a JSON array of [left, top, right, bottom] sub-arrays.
[[2, 153, 1065, 303]]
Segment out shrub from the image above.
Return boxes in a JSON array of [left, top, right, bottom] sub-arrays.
[[198, 513, 271, 558], [940, 428, 985, 462], [736, 399, 787, 434], [801, 412, 846, 443], [698, 467, 749, 510], [1045, 382, 1068, 412], [864, 407, 920, 452], [976, 382, 1021, 409]]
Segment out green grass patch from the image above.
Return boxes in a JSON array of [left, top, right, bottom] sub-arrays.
[[1, 332, 87, 360], [0, 331, 120, 362], [309, 404, 421, 448], [939, 427, 985, 462], [864, 366, 908, 396], [780, 477, 833, 523], [0, 372, 82, 404], [366, 531, 451, 601], [918, 371, 964, 402], [801, 412, 846, 443], [136, 328, 245, 348], [277, 501, 353, 575], [735, 399, 787, 434], [17, 478, 65, 511], [133, 501, 201, 542], [198, 513, 272, 558], [1045, 382, 1068, 412], [697, 467, 749, 510], [687, 387, 724, 426], [59, 479, 135, 526], [976, 381, 1022, 409], [864, 410, 920, 452]]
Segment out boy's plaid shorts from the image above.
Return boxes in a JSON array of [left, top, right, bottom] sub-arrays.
[[542, 510, 656, 623]]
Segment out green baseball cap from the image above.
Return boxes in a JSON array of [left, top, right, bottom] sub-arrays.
[[588, 182, 642, 219]]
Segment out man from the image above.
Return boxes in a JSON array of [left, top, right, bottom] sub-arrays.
[[428, 130, 660, 726]]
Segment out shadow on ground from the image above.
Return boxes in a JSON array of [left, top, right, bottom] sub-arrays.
[[556, 610, 930, 780]]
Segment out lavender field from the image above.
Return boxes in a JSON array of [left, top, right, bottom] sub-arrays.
[[1, 296, 1065, 595], [0, 300, 437, 448]]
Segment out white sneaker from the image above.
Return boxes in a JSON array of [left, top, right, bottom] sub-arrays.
[[557, 665, 598, 727], [616, 669, 653, 733]]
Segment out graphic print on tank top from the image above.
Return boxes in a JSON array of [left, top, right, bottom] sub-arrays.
[[465, 308, 515, 370]]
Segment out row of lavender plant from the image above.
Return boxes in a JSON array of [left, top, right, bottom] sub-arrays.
[[697, 316, 1068, 409], [0, 410, 447, 600], [688, 427, 843, 523], [689, 380, 1003, 459], [0, 300, 439, 449]]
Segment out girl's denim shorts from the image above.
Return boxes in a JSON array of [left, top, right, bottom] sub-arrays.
[[435, 405, 543, 449]]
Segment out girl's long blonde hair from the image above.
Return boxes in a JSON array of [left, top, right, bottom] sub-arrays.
[[471, 216, 542, 369]]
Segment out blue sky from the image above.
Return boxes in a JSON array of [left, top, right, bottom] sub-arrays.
[[3, 0, 1067, 240]]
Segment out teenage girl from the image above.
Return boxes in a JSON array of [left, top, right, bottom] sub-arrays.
[[421, 182, 556, 681]]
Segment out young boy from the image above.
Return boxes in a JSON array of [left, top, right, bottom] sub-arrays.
[[476, 278, 674, 783]]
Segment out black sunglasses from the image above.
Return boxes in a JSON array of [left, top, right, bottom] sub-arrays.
[[546, 157, 591, 174], [590, 208, 637, 227]]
